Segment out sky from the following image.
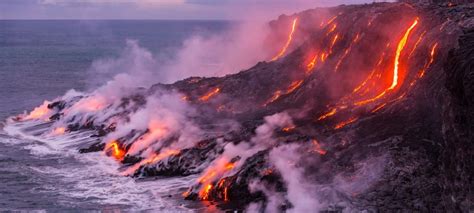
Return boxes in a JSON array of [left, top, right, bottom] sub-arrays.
[[0, 0, 394, 20]]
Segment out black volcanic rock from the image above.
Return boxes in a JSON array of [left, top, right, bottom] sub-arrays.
[[11, 1, 473, 212]]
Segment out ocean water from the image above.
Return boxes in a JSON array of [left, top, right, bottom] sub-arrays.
[[0, 20, 229, 212]]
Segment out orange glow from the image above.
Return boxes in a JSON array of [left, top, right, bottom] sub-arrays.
[[349, 50, 386, 95], [224, 187, 229, 202], [320, 52, 328, 62], [367, 16, 376, 27], [264, 80, 303, 106], [329, 34, 340, 54], [326, 15, 338, 26], [419, 42, 438, 78], [390, 19, 418, 90], [199, 184, 213, 200], [24, 101, 51, 120], [51, 127, 66, 135], [334, 117, 358, 130], [352, 68, 377, 94], [282, 126, 295, 132], [371, 103, 387, 113], [121, 149, 180, 176], [335, 33, 360, 72], [326, 24, 337, 36], [286, 80, 303, 94], [354, 19, 418, 106], [182, 190, 191, 198], [105, 141, 125, 160], [312, 139, 327, 155], [317, 108, 337, 121], [408, 31, 426, 58], [306, 54, 319, 73], [75, 97, 106, 112], [181, 95, 189, 101], [271, 18, 298, 61], [199, 88, 220, 102], [429, 43, 438, 65], [197, 159, 235, 200], [263, 90, 282, 106], [148, 149, 180, 164]]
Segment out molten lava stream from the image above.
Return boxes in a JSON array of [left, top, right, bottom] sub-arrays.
[[335, 33, 361, 72], [199, 88, 220, 102], [328, 33, 340, 54], [286, 80, 303, 94], [120, 149, 180, 176], [334, 117, 358, 130], [51, 127, 66, 135], [370, 42, 439, 113], [263, 80, 303, 106], [23, 101, 52, 121], [317, 108, 337, 121], [408, 31, 427, 58], [326, 23, 337, 36], [306, 53, 319, 74], [312, 139, 327, 155], [354, 18, 419, 106], [105, 141, 125, 160], [350, 51, 386, 95], [197, 159, 235, 201], [271, 18, 298, 61], [420, 42, 438, 78]]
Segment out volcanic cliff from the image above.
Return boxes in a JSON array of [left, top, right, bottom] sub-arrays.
[[6, 1, 473, 212]]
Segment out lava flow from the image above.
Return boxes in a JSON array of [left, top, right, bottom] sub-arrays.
[[197, 159, 235, 201], [271, 18, 298, 61], [105, 141, 126, 160], [51, 127, 66, 135], [354, 19, 419, 106], [199, 88, 221, 102], [9, 1, 469, 211], [23, 101, 52, 120], [264, 80, 303, 106]]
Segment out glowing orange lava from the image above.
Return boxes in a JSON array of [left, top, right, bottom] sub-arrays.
[[149, 149, 180, 164], [329, 34, 340, 54], [418, 42, 438, 78], [199, 184, 213, 200], [264, 80, 303, 106], [121, 149, 180, 176], [271, 18, 298, 61], [306, 54, 319, 73], [312, 139, 327, 155], [390, 19, 419, 90], [106, 141, 125, 160], [326, 24, 337, 36], [335, 33, 360, 72], [371, 103, 387, 113], [282, 126, 295, 132], [317, 108, 337, 121], [354, 19, 419, 106], [24, 101, 51, 120], [334, 117, 358, 130], [286, 80, 303, 94], [199, 88, 220, 102], [264, 90, 282, 106], [51, 127, 66, 135], [408, 31, 426, 58], [197, 159, 235, 200]]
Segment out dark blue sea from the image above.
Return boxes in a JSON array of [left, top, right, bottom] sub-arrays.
[[0, 20, 229, 212]]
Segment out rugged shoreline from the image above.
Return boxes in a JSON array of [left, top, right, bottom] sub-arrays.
[[5, 1, 473, 212]]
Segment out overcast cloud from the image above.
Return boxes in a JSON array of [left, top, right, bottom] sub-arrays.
[[0, 0, 394, 20]]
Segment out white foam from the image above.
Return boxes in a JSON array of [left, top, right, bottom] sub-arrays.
[[2, 121, 196, 211]]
